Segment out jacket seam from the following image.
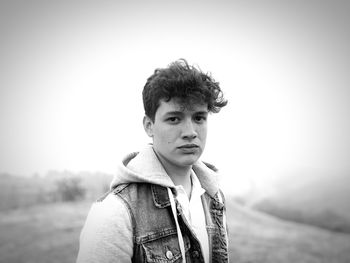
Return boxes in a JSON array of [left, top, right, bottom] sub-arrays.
[[135, 227, 178, 244], [113, 192, 137, 243]]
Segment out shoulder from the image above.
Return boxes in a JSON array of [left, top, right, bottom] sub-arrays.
[[108, 183, 154, 204], [85, 191, 133, 228], [77, 191, 134, 262]]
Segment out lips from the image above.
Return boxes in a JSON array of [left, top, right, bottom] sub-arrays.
[[178, 144, 199, 149], [177, 144, 199, 153]]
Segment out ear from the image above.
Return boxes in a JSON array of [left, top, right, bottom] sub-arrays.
[[143, 115, 154, 137]]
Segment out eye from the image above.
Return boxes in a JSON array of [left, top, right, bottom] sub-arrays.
[[194, 115, 207, 123], [166, 117, 180, 123]]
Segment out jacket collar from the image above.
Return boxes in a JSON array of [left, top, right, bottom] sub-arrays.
[[115, 144, 221, 199]]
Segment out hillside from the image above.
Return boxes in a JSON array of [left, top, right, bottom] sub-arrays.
[[226, 200, 350, 263], [1, 172, 350, 262], [1, 199, 350, 263], [249, 170, 350, 233]]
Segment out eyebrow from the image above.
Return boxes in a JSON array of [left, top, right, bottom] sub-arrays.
[[195, 111, 209, 115], [164, 110, 208, 116], [164, 111, 184, 116]]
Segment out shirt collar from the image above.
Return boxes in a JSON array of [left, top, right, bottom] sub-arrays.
[[190, 170, 206, 197], [173, 170, 205, 200]]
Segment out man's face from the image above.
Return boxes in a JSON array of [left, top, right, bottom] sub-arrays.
[[144, 98, 208, 170]]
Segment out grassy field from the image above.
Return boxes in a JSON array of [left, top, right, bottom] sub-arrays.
[[226, 201, 350, 263], [249, 171, 350, 234], [0, 201, 90, 263], [1, 200, 350, 263]]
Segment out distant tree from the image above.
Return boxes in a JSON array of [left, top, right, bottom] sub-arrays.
[[55, 177, 86, 201]]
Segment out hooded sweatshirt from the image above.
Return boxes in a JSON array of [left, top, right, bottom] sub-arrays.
[[76, 144, 226, 263]]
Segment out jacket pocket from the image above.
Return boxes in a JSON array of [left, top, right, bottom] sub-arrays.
[[141, 232, 190, 263]]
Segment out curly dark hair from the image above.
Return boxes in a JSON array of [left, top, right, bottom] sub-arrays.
[[142, 59, 227, 121]]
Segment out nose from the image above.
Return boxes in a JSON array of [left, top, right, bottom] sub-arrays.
[[181, 119, 197, 140]]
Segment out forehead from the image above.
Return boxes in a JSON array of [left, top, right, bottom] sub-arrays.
[[157, 98, 208, 115]]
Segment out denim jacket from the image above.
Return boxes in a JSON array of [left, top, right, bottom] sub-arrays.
[[112, 182, 228, 263], [77, 145, 228, 263]]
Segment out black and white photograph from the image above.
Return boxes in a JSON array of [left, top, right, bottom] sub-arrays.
[[1, 0, 350, 262]]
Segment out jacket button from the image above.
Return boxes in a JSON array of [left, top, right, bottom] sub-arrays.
[[166, 250, 173, 260], [192, 250, 200, 258]]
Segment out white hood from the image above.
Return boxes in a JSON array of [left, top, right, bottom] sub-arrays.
[[110, 144, 221, 197]]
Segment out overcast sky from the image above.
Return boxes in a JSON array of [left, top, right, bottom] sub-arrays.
[[0, 0, 349, 193]]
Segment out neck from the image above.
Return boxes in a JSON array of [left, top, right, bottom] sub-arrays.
[[153, 150, 192, 197], [165, 164, 193, 199], [167, 165, 192, 186]]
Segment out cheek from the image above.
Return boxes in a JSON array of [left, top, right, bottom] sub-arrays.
[[154, 127, 176, 144], [198, 125, 208, 138], [164, 131, 178, 144]]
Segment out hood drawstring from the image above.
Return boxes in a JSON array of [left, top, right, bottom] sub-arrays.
[[168, 188, 186, 263]]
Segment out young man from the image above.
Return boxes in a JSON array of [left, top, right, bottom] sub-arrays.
[[77, 59, 228, 262]]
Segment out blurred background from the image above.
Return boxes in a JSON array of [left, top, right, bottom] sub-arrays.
[[0, 0, 349, 262]]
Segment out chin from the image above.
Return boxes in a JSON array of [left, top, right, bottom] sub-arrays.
[[178, 155, 200, 166]]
